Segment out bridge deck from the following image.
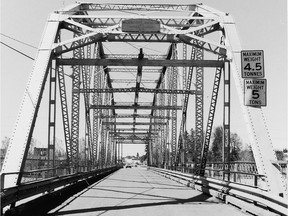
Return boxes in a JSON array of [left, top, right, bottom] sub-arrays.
[[48, 167, 248, 216]]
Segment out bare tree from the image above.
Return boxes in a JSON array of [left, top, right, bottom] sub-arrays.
[[1, 137, 10, 157], [209, 126, 243, 162]]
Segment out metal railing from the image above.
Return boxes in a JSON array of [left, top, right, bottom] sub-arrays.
[[161, 161, 287, 192], [1, 166, 120, 210], [1, 163, 118, 189], [149, 166, 288, 216], [172, 166, 264, 188]]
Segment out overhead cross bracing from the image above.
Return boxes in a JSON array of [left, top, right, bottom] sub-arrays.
[[1, 2, 285, 198], [52, 3, 227, 172]]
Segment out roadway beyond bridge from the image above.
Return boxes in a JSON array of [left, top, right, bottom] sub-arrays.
[[46, 167, 247, 216]]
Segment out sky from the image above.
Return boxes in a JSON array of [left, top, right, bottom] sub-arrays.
[[1, 0, 287, 157]]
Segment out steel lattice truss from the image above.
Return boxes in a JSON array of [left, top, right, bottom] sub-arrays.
[[1, 2, 285, 197]]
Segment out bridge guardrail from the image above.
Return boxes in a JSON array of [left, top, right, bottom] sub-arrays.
[[149, 167, 288, 216], [173, 165, 265, 188], [0, 165, 114, 189], [0, 166, 120, 210]]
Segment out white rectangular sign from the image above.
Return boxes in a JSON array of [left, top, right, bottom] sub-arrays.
[[241, 50, 264, 78], [122, 19, 160, 33], [244, 79, 267, 106]]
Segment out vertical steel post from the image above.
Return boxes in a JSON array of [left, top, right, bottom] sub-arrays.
[[92, 44, 101, 167], [160, 82, 165, 167], [121, 142, 123, 161], [57, 62, 72, 167], [1, 20, 59, 188], [82, 44, 92, 167], [117, 132, 120, 163], [47, 64, 57, 171], [165, 67, 173, 168], [223, 62, 231, 181], [171, 67, 178, 167], [199, 37, 226, 176], [71, 64, 80, 170], [180, 44, 187, 167], [194, 46, 204, 173]]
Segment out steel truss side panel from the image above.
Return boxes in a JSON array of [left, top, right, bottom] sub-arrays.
[[92, 44, 101, 166], [1, 21, 60, 188], [177, 44, 196, 165], [223, 16, 286, 196], [57, 64, 72, 163], [159, 82, 166, 166], [199, 37, 225, 175], [171, 66, 178, 166], [165, 67, 173, 166], [223, 62, 231, 181], [47, 65, 57, 169], [98, 69, 105, 168], [101, 76, 109, 167], [81, 44, 93, 165], [194, 46, 204, 171], [70, 42, 82, 169]]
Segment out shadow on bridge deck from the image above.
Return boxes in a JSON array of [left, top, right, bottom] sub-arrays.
[[43, 167, 247, 216], [3, 167, 250, 216]]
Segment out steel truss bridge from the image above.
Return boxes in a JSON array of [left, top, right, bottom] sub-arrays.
[[1, 2, 287, 215]]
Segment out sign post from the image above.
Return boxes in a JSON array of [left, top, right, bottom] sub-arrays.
[[244, 79, 267, 107]]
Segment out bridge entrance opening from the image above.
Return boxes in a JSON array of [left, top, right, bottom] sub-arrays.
[[1, 2, 285, 203]]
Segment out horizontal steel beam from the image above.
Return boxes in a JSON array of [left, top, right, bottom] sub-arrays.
[[110, 132, 157, 135], [113, 128, 160, 131], [103, 122, 166, 125], [112, 137, 155, 140], [106, 35, 177, 43], [114, 139, 155, 142], [112, 136, 152, 139], [57, 58, 224, 67], [111, 79, 157, 83], [91, 105, 182, 110], [115, 141, 149, 144], [105, 54, 166, 59], [95, 114, 173, 119], [69, 14, 215, 20], [78, 88, 199, 94], [112, 137, 155, 139], [109, 68, 161, 73], [115, 102, 152, 106]]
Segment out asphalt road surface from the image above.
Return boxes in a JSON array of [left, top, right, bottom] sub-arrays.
[[48, 166, 249, 216]]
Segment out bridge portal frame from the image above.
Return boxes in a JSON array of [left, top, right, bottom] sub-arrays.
[[0, 2, 285, 198]]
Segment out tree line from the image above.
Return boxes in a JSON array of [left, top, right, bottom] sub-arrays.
[[183, 126, 254, 163], [1, 136, 66, 160], [183, 126, 287, 163], [1, 126, 287, 162]]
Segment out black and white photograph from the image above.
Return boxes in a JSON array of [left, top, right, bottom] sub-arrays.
[[1, 0, 287, 215]]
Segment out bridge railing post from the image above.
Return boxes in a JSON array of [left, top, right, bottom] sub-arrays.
[[254, 175, 258, 187], [41, 171, 45, 179], [1, 173, 5, 190], [211, 164, 214, 177], [233, 172, 237, 182]]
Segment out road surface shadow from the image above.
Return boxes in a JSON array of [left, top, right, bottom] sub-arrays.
[[47, 193, 218, 215]]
